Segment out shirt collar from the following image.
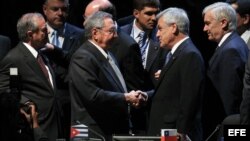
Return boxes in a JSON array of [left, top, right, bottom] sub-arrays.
[[88, 40, 108, 59], [132, 19, 145, 38], [22, 42, 38, 58], [47, 23, 65, 37], [171, 36, 189, 54], [218, 32, 232, 47], [241, 29, 250, 44]]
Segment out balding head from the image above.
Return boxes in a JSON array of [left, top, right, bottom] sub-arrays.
[[84, 0, 115, 19]]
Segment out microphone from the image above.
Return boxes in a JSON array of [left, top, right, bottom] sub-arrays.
[[74, 120, 106, 141], [205, 124, 221, 141]]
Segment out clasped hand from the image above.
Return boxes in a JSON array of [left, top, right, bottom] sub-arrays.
[[125, 90, 148, 108]]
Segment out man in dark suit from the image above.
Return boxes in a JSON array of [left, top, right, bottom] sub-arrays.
[[147, 8, 205, 141], [0, 13, 62, 141], [0, 35, 11, 60], [84, 0, 144, 91], [84, 0, 148, 134], [121, 0, 166, 89], [43, 0, 84, 138], [202, 2, 249, 139], [227, 0, 250, 49], [69, 11, 146, 140]]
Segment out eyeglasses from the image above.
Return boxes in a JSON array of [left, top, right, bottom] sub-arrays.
[[97, 27, 117, 35]]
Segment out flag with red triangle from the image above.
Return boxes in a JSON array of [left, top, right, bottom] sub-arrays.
[[70, 123, 88, 140]]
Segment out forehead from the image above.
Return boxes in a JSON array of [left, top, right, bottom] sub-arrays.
[[204, 11, 215, 21], [157, 17, 165, 26], [46, 0, 67, 6], [103, 17, 115, 27], [140, 6, 159, 12]]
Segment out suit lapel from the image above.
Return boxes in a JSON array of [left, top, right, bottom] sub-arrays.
[[86, 41, 125, 92], [155, 40, 187, 88], [209, 32, 235, 67], [62, 24, 79, 50], [146, 39, 159, 71], [19, 43, 54, 91]]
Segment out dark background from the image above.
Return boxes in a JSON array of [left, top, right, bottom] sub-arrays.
[[0, 0, 222, 63]]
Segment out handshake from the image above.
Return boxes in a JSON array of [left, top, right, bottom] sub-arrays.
[[124, 90, 148, 108]]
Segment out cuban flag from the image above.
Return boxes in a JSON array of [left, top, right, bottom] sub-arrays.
[[70, 123, 88, 140]]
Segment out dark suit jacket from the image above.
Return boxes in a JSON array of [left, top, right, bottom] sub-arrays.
[[147, 39, 205, 141], [109, 28, 145, 91], [240, 47, 250, 125], [0, 35, 11, 60], [207, 32, 248, 116], [0, 42, 62, 141], [241, 52, 250, 125], [121, 23, 166, 89], [69, 41, 130, 135], [46, 23, 84, 89]]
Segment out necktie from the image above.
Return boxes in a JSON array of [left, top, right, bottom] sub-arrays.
[[51, 30, 60, 47], [165, 51, 172, 66], [107, 52, 127, 92], [138, 32, 147, 68], [37, 53, 52, 86]]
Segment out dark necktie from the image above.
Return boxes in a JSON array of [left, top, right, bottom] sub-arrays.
[[165, 51, 172, 66], [37, 53, 52, 86]]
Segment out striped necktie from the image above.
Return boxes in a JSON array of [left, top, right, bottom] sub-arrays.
[[138, 32, 147, 68]]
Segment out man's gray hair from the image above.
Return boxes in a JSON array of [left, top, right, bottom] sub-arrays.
[[84, 11, 113, 39], [17, 13, 44, 42], [157, 7, 190, 35], [202, 2, 237, 32]]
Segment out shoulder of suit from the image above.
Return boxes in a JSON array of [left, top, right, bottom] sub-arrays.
[[65, 23, 84, 34], [0, 35, 11, 42]]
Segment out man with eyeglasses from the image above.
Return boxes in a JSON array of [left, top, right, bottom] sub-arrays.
[[42, 0, 84, 139], [69, 11, 147, 140]]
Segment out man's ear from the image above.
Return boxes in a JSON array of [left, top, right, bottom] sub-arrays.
[[171, 23, 178, 35], [243, 14, 250, 25], [221, 18, 229, 30], [27, 31, 33, 39], [133, 9, 140, 18], [92, 28, 99, 41], [43, 4, 47, 15]]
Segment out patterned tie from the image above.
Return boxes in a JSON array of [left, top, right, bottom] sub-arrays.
[[37, 53, 52, 86], [107, 52, 127, 92], [138, 32, 147, 68], [51, 30, 60, 47]]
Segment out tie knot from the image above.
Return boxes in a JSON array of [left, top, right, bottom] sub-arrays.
[[138, 32, 145, 39], [52, 30, 58, 36]]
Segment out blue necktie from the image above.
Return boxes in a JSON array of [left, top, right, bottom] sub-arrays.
[[51, 30, 60, 47], [165, 51, 172, 66], [138, 32, 147, 68]]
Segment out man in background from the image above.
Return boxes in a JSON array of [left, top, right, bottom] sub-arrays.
[[0, 12, 63, 141], [43, 0, 84, 138], [227, 0, 250, 49], [0, 35, 11, 60], [202, 2, 248, 139]]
